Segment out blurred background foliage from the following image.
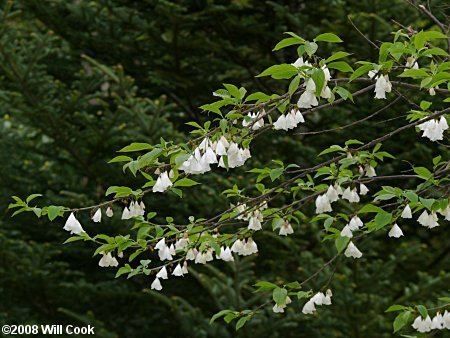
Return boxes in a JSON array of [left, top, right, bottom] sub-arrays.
[[0, 0, 448, 337]]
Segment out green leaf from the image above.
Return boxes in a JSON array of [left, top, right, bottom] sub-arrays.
[[105, 186, 133, 197], [257, 64, 298, 79], [118, 143, 152, 152], [416, 305, 428, 318], [318, 145, 344, 156], [304, 41, 318, 56], [386, 304, 408, 312], [350, 64, 373, 82], [273, 37, 304, 51], [311, 68, 325, 95], [393, 311, 411, 333], [115, 264, 132, 278], [269, 168, 284, 182], [335, 236, 350, 253], [399, 68, 429, 79], [210, 310, 234, 324], [327, 61, 353, 73], [47, 205, 64, 221], [272, 287, 288, 306], [174, 178, 200, 187], [314, 33, 343, 43], [26, 193, 42, 204], [414, 167, 432, 180], [254, 281, 278, 292], [63, 236, 85, 244], [235, 315, 251, 331], [108, 155, 132, 163], [223, 83, 241, 99], [325, 51, 351, 63]]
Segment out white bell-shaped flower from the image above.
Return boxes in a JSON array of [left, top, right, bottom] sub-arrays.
[[92, 209, 102, 223], [401, 204, 412, 219], [98, 252, 119, 267], [417, 210, 440, 228], [279, 221, 294, 236], [388, 223, 404, 238], [405, 57, 419, 69], [121, 207, 131, 220], [172, 263, 184, 277], [152, 171, 173, 193], [359, 183, 369, 196], [302, 299, 316, 314], [340, 225, 353, 238], [273, 114, 288, 131], [374, 74, 392, 99], [272, 304, 285, 313], [151, 277, 162, 291], [438, 205, 450, 221], [315, 194, 332, 214], [219, 246, 234, 262], [326, 185, 340, 203], [292, 57, 311, 68], [431, 312, 444, 330], [156, 266, 168, 279], [344, 241, 362, 259], [106, 206, 114, 217], [348, 216, 363, 230], [63, 212, 85, 235]]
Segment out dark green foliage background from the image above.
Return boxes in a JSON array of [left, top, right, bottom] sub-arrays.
[[0, 1, 448, 337]]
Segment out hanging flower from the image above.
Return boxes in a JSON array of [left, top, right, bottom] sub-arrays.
[[151, 277, 162, 291], [63, 212, 85, 235], [297, 78, 318, 109], [418, 116, 448, 142], [156, 266, 168, 279], [219, 246, 234, 262], [405, 57, 419, 69], [342, 188, 360, 203], [359, 183, 369, 196], [153, 171, 173, 193], [326, 185, 340, 203], [401, 204, 412, 219], [172, 264, 184, 277], [348, 216, 363, 230], [388, 223, 403, 238], [340, 225, 353, 238], [417, 210, 439, 228], [374, 74, 392, 99], [121, 207, 131, 220], [248, 210, 263, 231], [279, 221, 294, 236], [344, 241, 362, 259], [412, 315, 432, 333], [315, 194, 332, 214], [301, 299, 316, 314], [92, 209, 101, 223], [106, 206, 114, 217], [98, 252, 119, 267]]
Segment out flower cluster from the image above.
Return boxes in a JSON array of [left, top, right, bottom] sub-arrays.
[[340, 216, 364, 238], [297, 67, 332, 109], [369, 70, 392, 99], [418, 116, 448, 142], [273, 108, 305, 131], [179, 136, 251, 175], [121, 201, 146, 219], [315, 183, 368, 214], [302, 289, 333, 314], [243, 110, 265, 130], [412, 311, 450, 333]]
